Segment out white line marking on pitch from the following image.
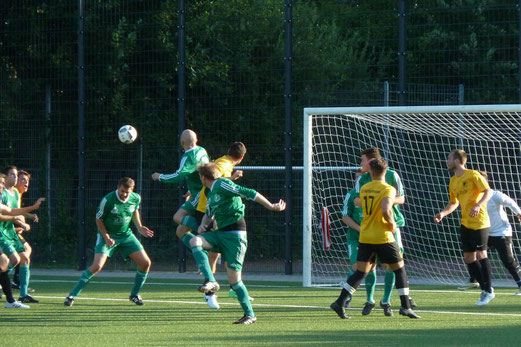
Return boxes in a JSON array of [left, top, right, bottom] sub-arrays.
[[34, 295, 521, 317]]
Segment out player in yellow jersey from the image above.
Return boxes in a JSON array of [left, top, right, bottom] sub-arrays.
[[330, 158, 420, 319], [434, 149, 494, 306], [12, 170, 38, 294]]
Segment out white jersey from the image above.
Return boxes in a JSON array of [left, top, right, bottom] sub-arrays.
[[487, 190, 521, 237]]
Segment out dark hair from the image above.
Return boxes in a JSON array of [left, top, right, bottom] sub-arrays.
[[118, 177, 135, 188], [0, 173, 6, 180], [369, 157, 387, 176], [2, 165, 17, 175], [360, 148, 382, 160], [228, 142, 247, 160], [198, 163, 221, 180], [17, 170, 31, 179], [450, 149, 467, 165]]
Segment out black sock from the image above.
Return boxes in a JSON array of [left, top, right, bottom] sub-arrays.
[[0, 270, 15, 303], [335, 270, 367, 306], [478, 258, 493, 293], [335, 289, 351, 306], [393, 267, 411, 309], [466, 261, 484, 290]]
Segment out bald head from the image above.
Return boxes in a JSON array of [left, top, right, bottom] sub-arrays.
[[180, 129, 197, 149]]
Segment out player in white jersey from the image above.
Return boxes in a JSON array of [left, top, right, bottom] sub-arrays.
[[459, 171, 521, 294]]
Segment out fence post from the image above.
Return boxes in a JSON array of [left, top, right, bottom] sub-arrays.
[[398, 0, 407, 106], [77, 0, 87, 270], [177, 0, 187, 272], [284, 0, 293, 275], [45, 84, 52, 257]]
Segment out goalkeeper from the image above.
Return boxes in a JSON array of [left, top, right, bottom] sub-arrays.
[[349, 148, 416, 316]]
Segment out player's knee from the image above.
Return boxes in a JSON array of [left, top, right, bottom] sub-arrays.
[[190, 236, 202, 248], [24, 243, 32, 255], [140, 258, 152, 272], [176, 225, 189, 239], [173, 209, 188, 225], [89, 264, 103, 274]]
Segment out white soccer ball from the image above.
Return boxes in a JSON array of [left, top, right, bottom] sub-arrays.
[[118, 125, 138, 144]]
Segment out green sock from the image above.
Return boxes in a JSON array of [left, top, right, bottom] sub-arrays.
[[130, 269, 148, 297], [181, 215, 200, 232], [191, 246, 215, 282], [381, 270, 396, 303], [19, 264, 30, 297], [69, 269, 94, 298], [364, 269, 376, 303], [181, 233, 195, 248], [231, 280, 254, 317]]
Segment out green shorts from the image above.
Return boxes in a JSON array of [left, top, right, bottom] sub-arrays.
[[94, 232, 144, 259], [180, 193, 201, 216], [0, 235, 26, 256], [200, 230, 247, 271]]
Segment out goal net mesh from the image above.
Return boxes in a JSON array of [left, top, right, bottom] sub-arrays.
[[305, 107, 521, 286]]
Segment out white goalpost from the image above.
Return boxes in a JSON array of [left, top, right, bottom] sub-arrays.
[[303, 104, 521, 287]]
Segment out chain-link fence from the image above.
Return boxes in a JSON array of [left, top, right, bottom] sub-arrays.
[[1, 0, 520, 273]]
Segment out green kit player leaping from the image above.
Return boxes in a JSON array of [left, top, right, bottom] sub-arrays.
[[191, 163, 286, 324], [151, 129, 209, 250], [64, 177, 154, 307]]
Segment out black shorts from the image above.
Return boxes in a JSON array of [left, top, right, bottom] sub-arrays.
[[488, 236, 515, 263], [357, 242, 403, 264], [460, 225, 489, 252]]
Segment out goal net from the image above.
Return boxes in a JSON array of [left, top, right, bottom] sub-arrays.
[[303, 105, 521, 287]]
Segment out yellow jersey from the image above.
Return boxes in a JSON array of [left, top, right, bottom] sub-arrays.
[[449, 169, 490, 230], [359, 180, 396, 244], [196, 155, 235, 212]]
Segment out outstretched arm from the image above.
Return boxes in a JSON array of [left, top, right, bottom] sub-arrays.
[[254, 193, 286, 212], [0, 198, 45, 216]]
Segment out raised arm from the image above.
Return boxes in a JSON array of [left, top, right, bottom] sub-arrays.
[[254, 193, 286, 212]]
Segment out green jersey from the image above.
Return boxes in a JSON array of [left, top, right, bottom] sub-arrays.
[[205, 178, 258, 230], [0, 188, 20, 239], [159, 146, 209, 196], [96, 190, 141, 236], [355, 169, 405, 227], [342, 188, 363, 242]]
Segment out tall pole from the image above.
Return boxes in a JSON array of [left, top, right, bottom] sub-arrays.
[[398, 0, 407, 106], [177, 0, 187, 272], [45, 84, 52, 257], [77, 0, 87, 270], [284, 0, 293, 275]]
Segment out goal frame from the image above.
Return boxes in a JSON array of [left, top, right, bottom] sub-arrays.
[[303, 104, 521, 287]]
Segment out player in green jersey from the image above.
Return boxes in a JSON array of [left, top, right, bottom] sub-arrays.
[[351, 148, 416, 315], [190, 163, 286, 324], [0, 173, 45, 309], [152, 129, 209, 249], [64, 177, 154, 307], [1, 165, 39, 303]]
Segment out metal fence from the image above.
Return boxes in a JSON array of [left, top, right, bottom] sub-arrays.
[[1, 0, 521, 273]]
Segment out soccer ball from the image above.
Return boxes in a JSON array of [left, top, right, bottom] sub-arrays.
[[118, 125, 138, 144]]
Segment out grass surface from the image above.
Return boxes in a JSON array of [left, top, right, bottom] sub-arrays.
[[3, 274, 521, 346]]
